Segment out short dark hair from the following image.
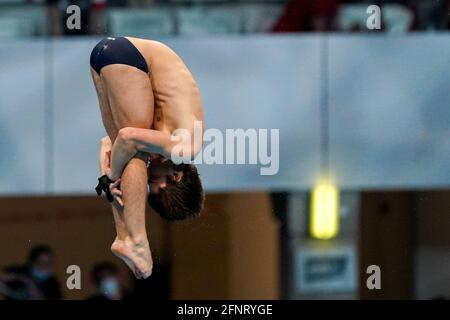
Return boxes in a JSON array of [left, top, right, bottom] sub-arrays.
[[148, 164, 204, 221], [91, 262, 118, 286], [28, 245, 53, 264]]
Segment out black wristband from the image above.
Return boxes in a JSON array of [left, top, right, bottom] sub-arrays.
[[95, 174, 114, 202]]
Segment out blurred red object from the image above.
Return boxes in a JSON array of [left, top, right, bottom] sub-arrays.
[[272, 0, 340, 32]]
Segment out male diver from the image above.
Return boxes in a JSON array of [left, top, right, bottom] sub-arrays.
[[90, 36, 205, 279]]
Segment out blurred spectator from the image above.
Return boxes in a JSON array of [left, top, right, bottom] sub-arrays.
[[1, 245, 62, 300], [273, 0, 340, 32], [406, 0, 449, 31], [89, 0, 107, 35], [87, 262, 131, 300], [438, 0, 450, 30], [46, 0, 63, 36], [27, 245, 62, 299], [0, 271, 43, 300]]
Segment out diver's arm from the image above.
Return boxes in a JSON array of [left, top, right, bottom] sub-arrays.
[[108, 127, 185, 181], [98, 136, 112, 176]]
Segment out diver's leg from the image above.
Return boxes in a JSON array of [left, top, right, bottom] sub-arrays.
[[91, 68, 128, 242], [100, 63, 154, 279]]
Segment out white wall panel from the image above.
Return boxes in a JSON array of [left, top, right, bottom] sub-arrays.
[[329, 35, 450, 189], [0, 40, 47, 194]]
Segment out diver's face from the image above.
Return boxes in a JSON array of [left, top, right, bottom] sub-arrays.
[[147, 156, 183, 194]]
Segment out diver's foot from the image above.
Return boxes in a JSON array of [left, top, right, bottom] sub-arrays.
[[111, 237, 153, 279]]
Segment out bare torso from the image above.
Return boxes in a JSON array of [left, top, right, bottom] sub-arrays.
[[126, 37, 204, 137]]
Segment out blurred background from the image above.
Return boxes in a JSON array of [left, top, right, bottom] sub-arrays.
[[0, 0, 449, 300]]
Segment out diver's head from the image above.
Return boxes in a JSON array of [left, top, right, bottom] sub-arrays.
[[147, 155, 204, 221]]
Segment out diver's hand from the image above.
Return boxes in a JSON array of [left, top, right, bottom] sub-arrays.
[[109, 178, 123, 207]]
